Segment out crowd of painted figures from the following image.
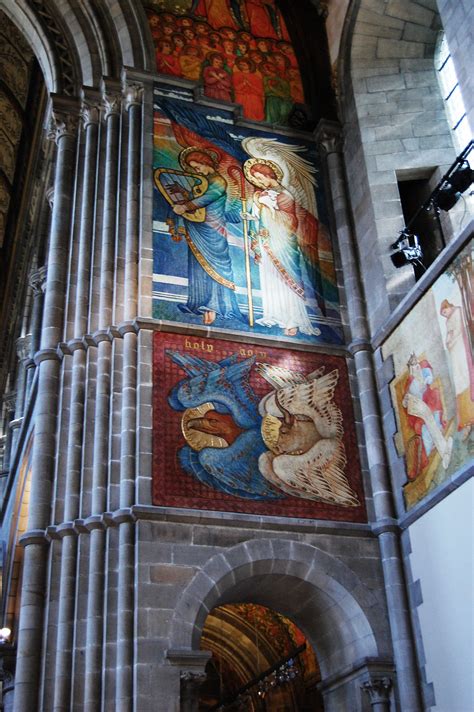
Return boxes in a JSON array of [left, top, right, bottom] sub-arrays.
[[149, 10, 305, 124]]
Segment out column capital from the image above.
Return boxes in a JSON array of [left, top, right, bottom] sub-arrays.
[[80, 88, 102, 128], [29, 265, 48, 294], [122, 80, 144, 111], [100, 78, 123, 118], [47, 95, 81, 144], [314, 119, 344, 156], [16, 335, 32, 361], [361, 676, 393, 705]]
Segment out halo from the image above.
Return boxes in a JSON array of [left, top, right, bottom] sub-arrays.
[[261, 414, 282, 453], [181, 403, 228, 451], [243, 158, 284, 188], [179, 147, 219, 171]]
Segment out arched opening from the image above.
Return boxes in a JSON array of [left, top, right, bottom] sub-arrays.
[[168, 540, 393, 712], [198, 602, 324, 711]]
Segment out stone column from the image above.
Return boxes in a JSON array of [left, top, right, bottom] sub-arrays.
[[52, 91, 101, 712], [362, 676, 393, 712], [13, 96, 79, 712], [26, 266, 47, 396], [83, 80, 122, 710], [115, 79, 143, 711], [0, 653, 16, 712], [316, 120, 423, 712], [166, 650, 211, 712], [9, 335, 32, 454]]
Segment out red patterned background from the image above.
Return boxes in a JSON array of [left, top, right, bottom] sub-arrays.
[[153, 332, 367, 521]]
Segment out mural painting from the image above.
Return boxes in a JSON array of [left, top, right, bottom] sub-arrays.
[[147, 0, 305, 126], [153, 91, 342, 345], [383, 241, 473, 509], [153, 332, 366, 521]]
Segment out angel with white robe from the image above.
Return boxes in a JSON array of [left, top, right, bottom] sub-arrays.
[[243, 138, 325, 336]]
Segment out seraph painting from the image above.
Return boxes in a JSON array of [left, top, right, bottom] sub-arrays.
[[153, 332, 366, 521], [153, 90, 342, 345], [382, 241, 473, 509], [146, 0, 305, 126]]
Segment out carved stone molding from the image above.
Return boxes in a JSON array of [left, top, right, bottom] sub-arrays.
[[123, 82, 144, 111], [361, 676, 393, 706]]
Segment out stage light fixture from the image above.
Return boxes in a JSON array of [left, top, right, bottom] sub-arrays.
[[434, 158, 474, 211], [390, 230, 424, 270]]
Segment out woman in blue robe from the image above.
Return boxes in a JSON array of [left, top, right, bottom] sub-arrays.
[[172, 149, 243, 325]]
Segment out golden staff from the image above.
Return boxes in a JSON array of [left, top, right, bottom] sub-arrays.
[[228, 166, 254, 327]]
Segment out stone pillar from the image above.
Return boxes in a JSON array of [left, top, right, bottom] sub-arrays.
[[115, 79, 143, 710], [83, 80, 122, 710], [0, 653, 16, 712], [316, 120, 423, 712], [180, 672, 208, 712], [166, 650, 211, 712], [362, 676, 393, 712], [13, 96, 79, 712], [26, 266, 47, 396], [52, 90, 101, 712], [9, 335, 32, 454]]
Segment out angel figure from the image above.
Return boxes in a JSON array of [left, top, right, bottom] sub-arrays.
[[256, 363, 360, 507], [243, 137, 325, 336]]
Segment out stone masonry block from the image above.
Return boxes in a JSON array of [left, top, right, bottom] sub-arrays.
[[385, 0, 435, 26], [377, 39, 425, 59], [356, 21, 403, 40], [366, 74, 406, 93], [358, 8, 405, 30], [402, 22, 438, 44]]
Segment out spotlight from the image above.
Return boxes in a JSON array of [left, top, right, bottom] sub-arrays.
[[436, 183, 460, 211], [449, 160, 474, 193], [390, 230, 424, 269], [0, 627, 11, 644], [434, 158, 474, 211]]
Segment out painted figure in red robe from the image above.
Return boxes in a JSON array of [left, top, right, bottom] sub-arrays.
[[156, 40, 181, 76], [203, 53, 233, 101], [232, 58, 265, 121]]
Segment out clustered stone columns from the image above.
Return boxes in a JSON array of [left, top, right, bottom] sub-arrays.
[[83, 79, 122, 710], [10, 75, 144, 711], [316, 120, 422, 712], [52, 90, 101, 712], [116, 80, 143, 710], [13, 96, 80, 712]]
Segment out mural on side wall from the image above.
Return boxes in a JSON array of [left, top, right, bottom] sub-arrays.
[[382, 241, 473, 509], [146, 0, 305, 126], [153, 332, 366, 521], [153, 90, 342, 345]]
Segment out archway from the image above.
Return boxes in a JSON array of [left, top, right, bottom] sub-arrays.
[[167, 539, 395, 712]]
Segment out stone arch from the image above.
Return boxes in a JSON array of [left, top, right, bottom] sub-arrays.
[[169, 538, 389, 679], [0, 0, 153, 94], [336, 0, 456, 328]]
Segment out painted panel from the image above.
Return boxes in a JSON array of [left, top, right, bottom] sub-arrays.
[[153, 88, 342, 346], [382, 241, 473, 509], [153, 332, 366, 521], [147, 0, 304, 126]]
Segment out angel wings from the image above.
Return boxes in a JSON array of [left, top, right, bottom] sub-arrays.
[[257, 362, 360, 507]]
